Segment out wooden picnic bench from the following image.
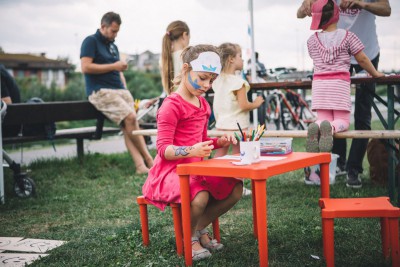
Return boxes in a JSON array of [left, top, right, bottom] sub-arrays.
[[250, 75, 400, 204], [2, 100, 120, 159]]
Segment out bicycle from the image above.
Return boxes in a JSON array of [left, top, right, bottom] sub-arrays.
[[257, 88, 316, 130]]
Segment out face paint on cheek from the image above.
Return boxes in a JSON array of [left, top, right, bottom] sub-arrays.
[[188, 72, 201, 90]]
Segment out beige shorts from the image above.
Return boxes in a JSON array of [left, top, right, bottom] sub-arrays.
[[88, 89, 135, 125]]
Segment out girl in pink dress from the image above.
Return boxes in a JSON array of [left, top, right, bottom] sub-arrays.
[[305, 0, 384, 155], [142, 45, 243, 261]]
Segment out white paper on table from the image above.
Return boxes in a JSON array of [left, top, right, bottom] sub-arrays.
[[0, 253, 48, 266], [0, 238, 24, 250], [214, 155, 286, 161], [0, 238, 66, 253]]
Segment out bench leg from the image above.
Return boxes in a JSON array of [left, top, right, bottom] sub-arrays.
[[77, 138, 84, 159]]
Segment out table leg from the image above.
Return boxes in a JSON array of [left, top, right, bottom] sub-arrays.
[[179, 175, 192, 266], [251, 180, 258, 239], [254, 179, 268, 267], [320, 162, 330, 198]]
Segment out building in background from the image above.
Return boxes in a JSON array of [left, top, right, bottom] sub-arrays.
[[125, 50, 160, 73], [0, 51, 73, 88]]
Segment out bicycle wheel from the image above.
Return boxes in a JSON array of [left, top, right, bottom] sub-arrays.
[[281, 106, 297, 130], [265, 94, 281, 130]]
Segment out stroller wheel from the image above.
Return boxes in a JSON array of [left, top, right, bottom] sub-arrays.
[[14, 177, 36, 198]]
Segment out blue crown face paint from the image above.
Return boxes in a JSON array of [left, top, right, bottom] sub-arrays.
[[188, 72, 201, 90]]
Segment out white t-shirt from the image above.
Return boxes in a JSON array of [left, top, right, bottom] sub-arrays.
[[172, 50, 183, 78], [336, 0, 379, 64], [212, 73, 251, 130]]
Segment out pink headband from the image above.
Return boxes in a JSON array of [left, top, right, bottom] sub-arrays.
[[310, 0, 339, 30]]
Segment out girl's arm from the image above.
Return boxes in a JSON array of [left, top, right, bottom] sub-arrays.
[[236, 86, 264, 112], [163, 141, 215, 160], [354, 51, 385, 78]]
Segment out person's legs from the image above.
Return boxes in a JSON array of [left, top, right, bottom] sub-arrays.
[[346, 55, 379, 188], [331, 110, 351, 133], [122, 112, 154, 171], [89, 89, 153, 174], [315, 109, 334, 126], [197, 183, 243, 228], [306, 109, 334, 153], [195, 183, 242, 248], [190, 191, 212, 259]]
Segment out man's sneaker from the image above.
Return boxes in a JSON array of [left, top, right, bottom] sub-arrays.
[[242, 187, 252, 196], [319, 120, 333, 152], [335, 164, 347, 176], [306, 123, 319, 152], [346, 170, 362, 188]]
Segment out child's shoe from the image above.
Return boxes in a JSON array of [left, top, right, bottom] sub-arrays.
[[242, 187, 252, 197], [304, 166, 321, 185], [191, 236, 211, 261], [306, 123, 319, 152], [319, 120, 333, 152], [197, 228, 224, 252]]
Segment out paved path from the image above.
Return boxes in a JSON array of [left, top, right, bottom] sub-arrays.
[[5, 136, 156, 166]]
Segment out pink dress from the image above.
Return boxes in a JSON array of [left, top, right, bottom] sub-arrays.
[[142, 93, 241, 211], [307, 29, 364, 112]]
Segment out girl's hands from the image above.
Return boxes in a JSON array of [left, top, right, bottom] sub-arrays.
[[217, 133, 238, 147], [192, 140, 214, 158], [373, 71, 385, 78], [253, 95, 265, 108]]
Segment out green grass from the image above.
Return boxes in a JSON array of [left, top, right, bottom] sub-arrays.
[[1, 131, 397, 267]]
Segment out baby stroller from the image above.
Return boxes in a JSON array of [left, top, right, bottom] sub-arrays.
[[1, 100, 36, 198]]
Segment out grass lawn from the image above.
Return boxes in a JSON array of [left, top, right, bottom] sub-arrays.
[[0, 121, 397, 266]]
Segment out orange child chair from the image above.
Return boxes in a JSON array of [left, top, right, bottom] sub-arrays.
[[319, 197, 400, 267], [136, 196, 220, 256]]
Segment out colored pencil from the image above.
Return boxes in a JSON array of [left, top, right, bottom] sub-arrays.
[[236, 121, 244, 140]]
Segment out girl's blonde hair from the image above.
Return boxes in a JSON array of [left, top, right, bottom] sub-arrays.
[[172, 44, 221, 87], [161, 20, 190, 95], [218, 43, 241, 72]]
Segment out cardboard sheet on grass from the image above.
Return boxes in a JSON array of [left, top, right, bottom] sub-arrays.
[[0, 237, 66, 266]]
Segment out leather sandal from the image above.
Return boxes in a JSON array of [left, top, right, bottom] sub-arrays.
[[191, 237, 211, 261], [196, 228, 224, 251]]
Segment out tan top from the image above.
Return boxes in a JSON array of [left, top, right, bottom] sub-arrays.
[[212, 73, 250, 130]]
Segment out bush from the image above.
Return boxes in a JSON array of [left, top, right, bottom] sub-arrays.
[[124, 70, 162, 100], [16, 70, 162, 102]]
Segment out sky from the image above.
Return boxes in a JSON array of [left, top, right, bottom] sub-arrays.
[[0, 0, 399, 72]]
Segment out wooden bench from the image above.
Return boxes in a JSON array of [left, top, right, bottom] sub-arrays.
[[131, 129, 400, 139], [2, 101, 120, 159]]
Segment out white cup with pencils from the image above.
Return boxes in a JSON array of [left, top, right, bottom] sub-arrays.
[[239, 140, 261, 164]]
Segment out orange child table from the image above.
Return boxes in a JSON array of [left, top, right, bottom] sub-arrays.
[[177, 152, 331, 267]]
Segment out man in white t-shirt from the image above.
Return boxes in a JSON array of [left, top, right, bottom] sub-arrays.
[[297, 0, 391, 188]]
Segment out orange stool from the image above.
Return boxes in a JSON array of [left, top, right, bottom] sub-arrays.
[[136, 196, 220, 256], [319, 197, 400, 267]]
